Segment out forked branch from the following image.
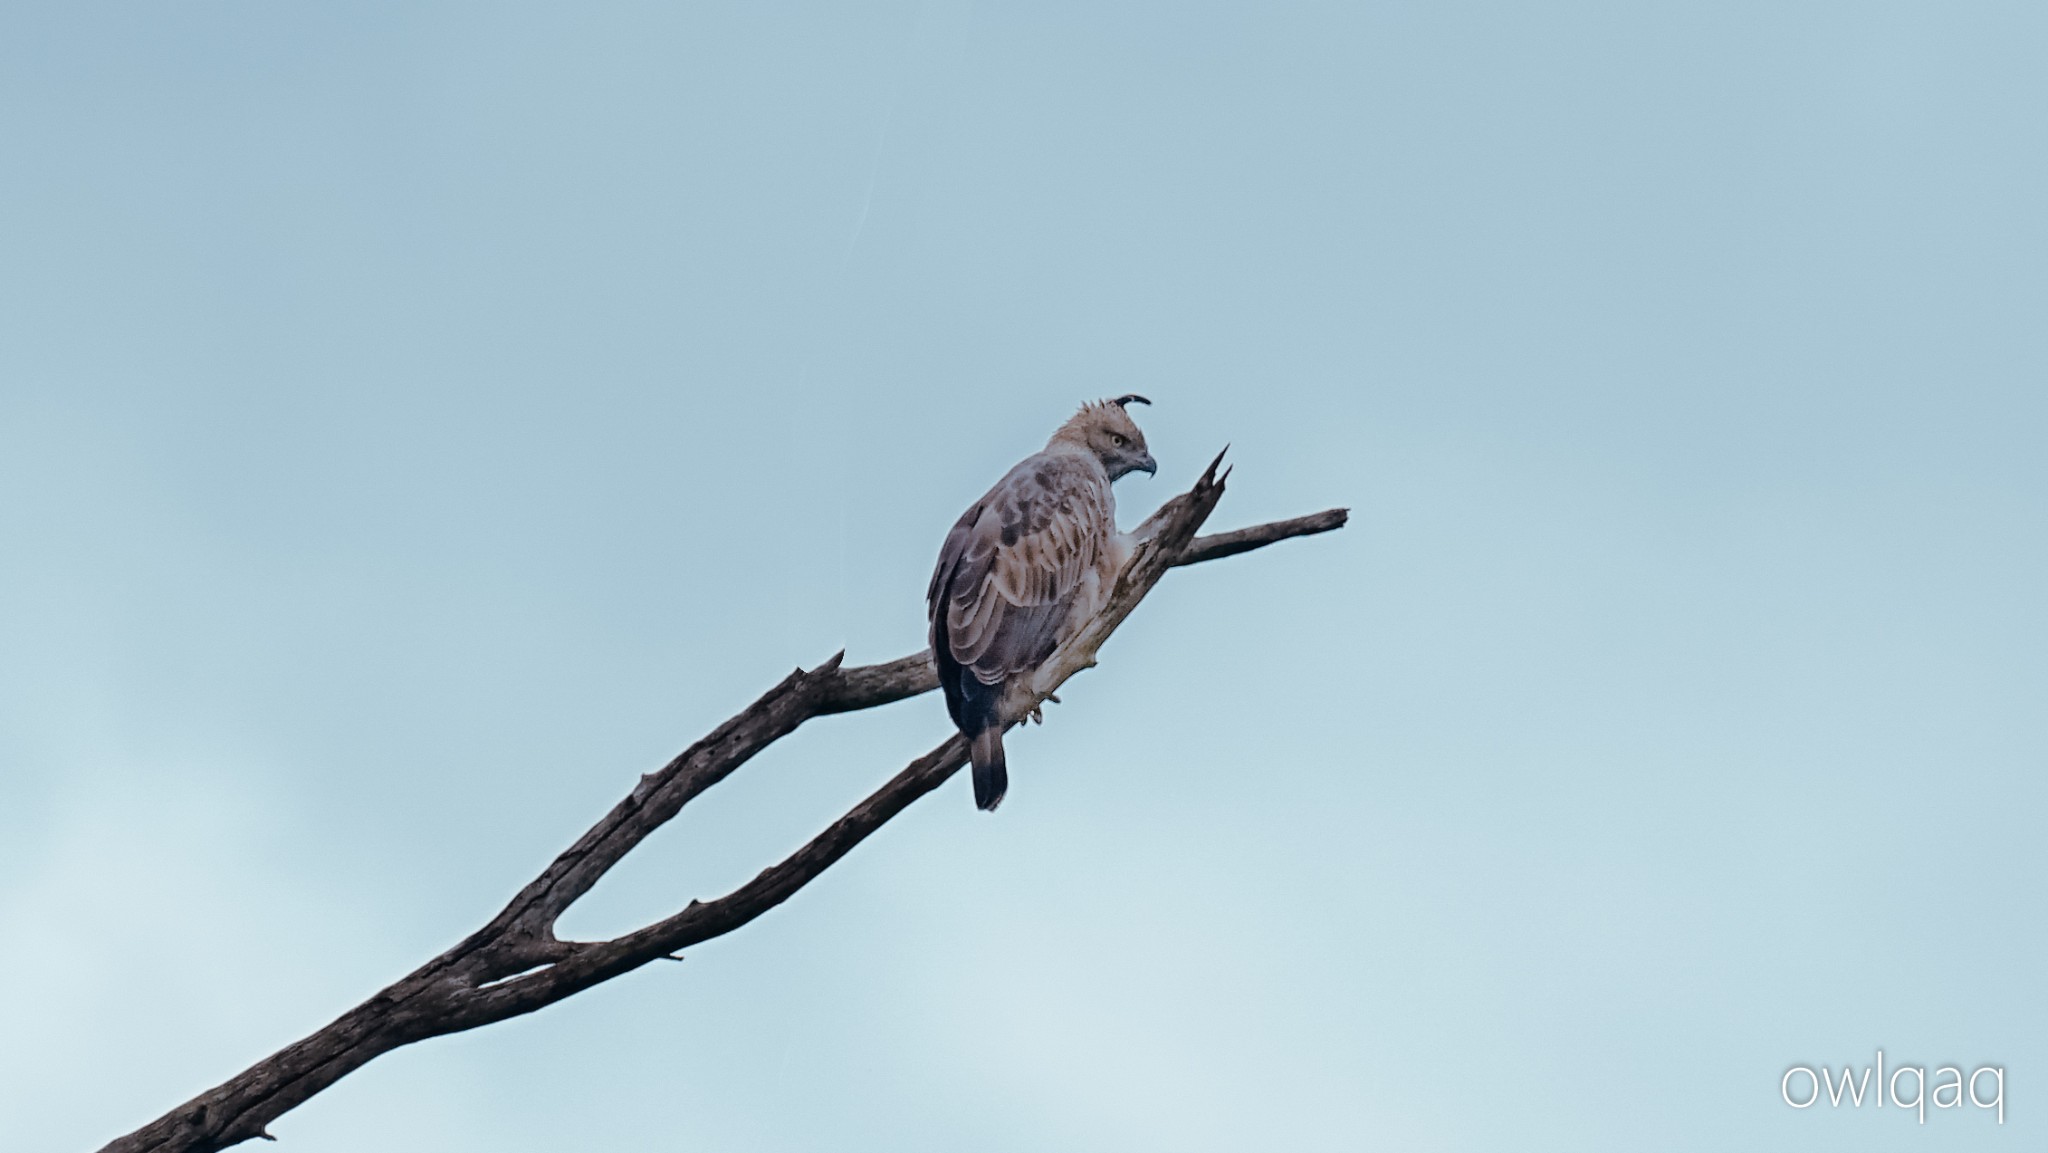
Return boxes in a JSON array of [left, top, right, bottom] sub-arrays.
[[99, 451, 1345, 1153]]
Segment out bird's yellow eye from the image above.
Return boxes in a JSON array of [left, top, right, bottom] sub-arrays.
[[1111, 434, 1127, 447]]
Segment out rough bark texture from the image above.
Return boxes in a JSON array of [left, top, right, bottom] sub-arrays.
[[97, 452, 1344, 1153]]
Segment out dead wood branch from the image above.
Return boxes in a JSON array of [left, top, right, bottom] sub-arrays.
[[98, 453, 1345, 1153]]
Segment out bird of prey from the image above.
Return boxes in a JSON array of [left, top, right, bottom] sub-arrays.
[[927, 396, 1158, 811]]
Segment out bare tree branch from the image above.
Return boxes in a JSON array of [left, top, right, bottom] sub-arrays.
[[97, 455, 1345, 1153], [1175, 507, 1348, 566]]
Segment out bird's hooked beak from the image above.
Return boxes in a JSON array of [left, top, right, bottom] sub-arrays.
[[1137, 452, 1157, 477]]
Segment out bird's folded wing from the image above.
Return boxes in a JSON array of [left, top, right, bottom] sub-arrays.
[[935, 453, 1108, 687]]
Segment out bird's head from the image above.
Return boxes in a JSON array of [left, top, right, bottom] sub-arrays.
[[1050, 394, 1157, 481]]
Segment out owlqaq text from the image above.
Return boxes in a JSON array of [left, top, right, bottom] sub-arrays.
[[1781, 1050, 2003, 1124]]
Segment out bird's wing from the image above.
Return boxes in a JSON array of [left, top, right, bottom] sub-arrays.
[[931, 452, 1111, 687]]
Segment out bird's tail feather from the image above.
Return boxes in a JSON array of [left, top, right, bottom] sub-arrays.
[[969, 727, 1007, 812]]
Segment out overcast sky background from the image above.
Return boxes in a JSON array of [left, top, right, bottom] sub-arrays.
[[3, 3, 2043, 1150]]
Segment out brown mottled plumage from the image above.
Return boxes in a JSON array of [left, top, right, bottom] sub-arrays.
[[927, 396, 1158, 810]]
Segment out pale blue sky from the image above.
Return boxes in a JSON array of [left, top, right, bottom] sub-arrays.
[[2, 3, 2042, 1150]]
